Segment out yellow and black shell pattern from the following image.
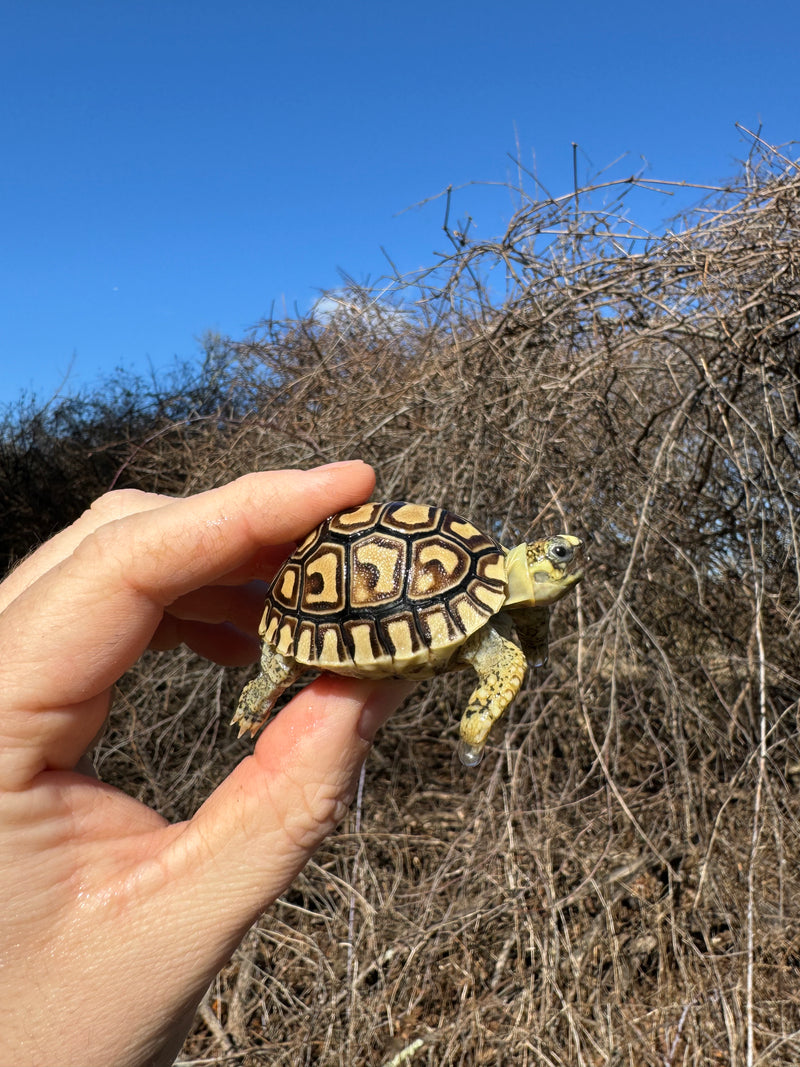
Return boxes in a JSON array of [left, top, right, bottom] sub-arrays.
[[260, 501, 509, 678]]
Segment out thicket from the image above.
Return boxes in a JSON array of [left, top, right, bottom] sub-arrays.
[[3, 138, 800, 1065]]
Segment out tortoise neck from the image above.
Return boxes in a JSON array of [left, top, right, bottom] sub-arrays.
[[503, 544, 535, 608]]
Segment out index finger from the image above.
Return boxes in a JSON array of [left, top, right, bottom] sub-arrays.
[[0, 462, 375, 787]]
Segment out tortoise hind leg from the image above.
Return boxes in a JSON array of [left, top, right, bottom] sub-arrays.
[[232, 647, 304, 738], [454, 617, 527, 766]]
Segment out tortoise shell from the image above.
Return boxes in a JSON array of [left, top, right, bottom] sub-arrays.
[[259, 501, 508, 677]]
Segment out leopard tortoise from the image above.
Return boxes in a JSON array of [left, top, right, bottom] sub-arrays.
[[233, 501, 584, 766]]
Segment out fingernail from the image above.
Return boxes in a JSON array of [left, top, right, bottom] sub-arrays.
[[357, 681, 415, 742]]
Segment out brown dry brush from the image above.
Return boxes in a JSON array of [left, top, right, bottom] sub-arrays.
[[4, 140, 798, 1064]]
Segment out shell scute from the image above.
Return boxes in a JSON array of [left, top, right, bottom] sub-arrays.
[[295, 621, 314, 663], [469, 575, 507, 613], [440, 513, 497, 551], [276, 617, 297, 656], [417, 603, 462, 651], [272, 563, 302, 611], [383, 501, 441, 532], [382, 610, 427, 662], [328, 501, 383, 534], [343, 619, 390, 669], [300, 543, 346, 613], [317, 623, 349, 665], [450, 591, 494, 633], [476, 553, 507, 587], [350, 533, 405, 606], [408, 536, 470, 599]]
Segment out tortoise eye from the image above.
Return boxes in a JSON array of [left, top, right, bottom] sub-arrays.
[[548, 540, 574, 564]]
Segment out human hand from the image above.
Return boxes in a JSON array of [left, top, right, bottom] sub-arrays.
[[0, 462, 410, 1067]]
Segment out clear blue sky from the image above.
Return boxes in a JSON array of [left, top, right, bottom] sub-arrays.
[[1, 0, 797, 404]]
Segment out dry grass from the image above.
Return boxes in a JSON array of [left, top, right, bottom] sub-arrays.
[[5, 134, 800, 1065]]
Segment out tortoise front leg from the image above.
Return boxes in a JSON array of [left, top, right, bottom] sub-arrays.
[[508, 605, 551, 668], [454, 616, 527, 766]]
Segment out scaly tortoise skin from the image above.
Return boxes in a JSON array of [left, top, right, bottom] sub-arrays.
[[234, 501, 585, 766]]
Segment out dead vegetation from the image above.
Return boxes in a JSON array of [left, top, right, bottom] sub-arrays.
[[3, 135, 800, 1064]]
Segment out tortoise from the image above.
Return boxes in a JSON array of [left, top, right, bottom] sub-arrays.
[[233, 501, 585, 766]]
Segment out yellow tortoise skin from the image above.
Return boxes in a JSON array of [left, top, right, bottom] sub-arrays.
[[234, 501, 584, 766]]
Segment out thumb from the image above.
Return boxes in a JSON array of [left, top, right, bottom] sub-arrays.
[[161, 677, 411, 937]]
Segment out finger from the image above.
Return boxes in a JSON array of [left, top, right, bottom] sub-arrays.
[[165, 540, 298, 588], [4, 462, 374, 701], [89, 464, 373, 606], [161, 677, 414, 936], [0, 462, 375, 789], [0, 489, 172, 612], [149, 618, 260, 666], [148, 580, 269, 662], [158, 580, 267, 630]]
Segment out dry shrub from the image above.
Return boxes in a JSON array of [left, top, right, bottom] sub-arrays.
[[6, 137, 800, 1064]]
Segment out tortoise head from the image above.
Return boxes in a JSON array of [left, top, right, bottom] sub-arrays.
[[504, 534, 585, 608]]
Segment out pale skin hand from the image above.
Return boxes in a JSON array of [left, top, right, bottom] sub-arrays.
[[0, 462, 411, 1067]]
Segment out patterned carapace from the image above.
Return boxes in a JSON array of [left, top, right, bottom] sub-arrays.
[[262, 501, 507, 676]]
